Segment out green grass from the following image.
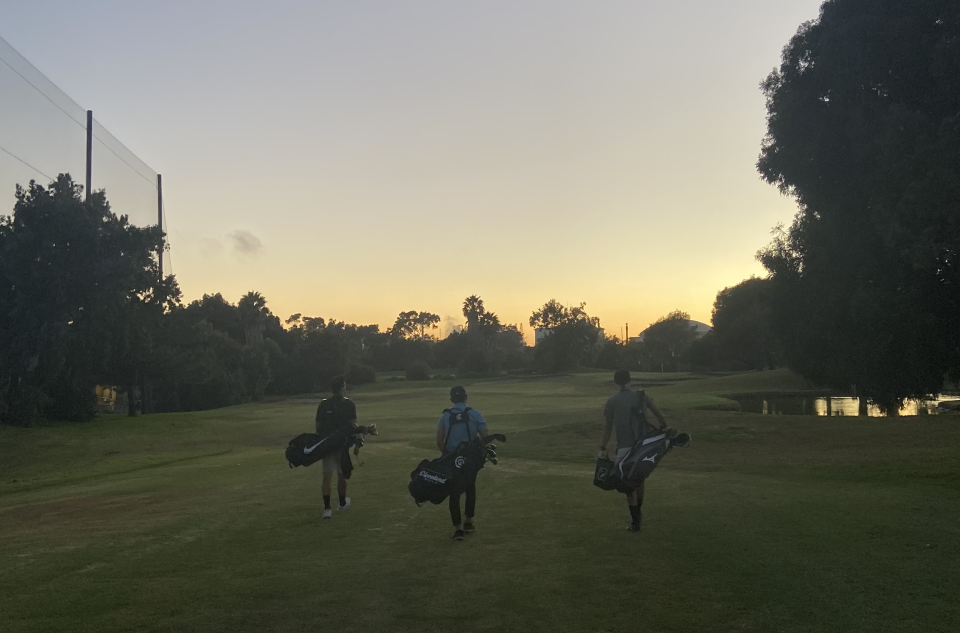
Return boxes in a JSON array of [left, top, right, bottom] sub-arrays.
[[1, 370, 959, 633]]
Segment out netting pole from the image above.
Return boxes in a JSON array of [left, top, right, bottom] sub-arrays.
[[85, 110, 93, 200], [157, 173, 163, 281]]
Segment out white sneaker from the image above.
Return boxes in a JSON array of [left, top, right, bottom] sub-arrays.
[[337, 497, 351, 511], [322, 509, 332, 519]]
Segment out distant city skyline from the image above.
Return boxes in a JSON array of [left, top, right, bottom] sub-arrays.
[[1, 0, 825, 341]]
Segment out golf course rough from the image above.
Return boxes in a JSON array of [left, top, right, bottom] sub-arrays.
[[1, 369, 958, 633]]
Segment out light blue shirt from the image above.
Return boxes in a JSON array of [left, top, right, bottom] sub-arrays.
[[437, 402, 487, 452]]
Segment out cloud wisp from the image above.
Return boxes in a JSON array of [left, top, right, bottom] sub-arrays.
[[229, 230, 263, 258]]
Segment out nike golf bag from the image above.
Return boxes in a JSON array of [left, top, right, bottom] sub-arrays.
[[595, 427, 689, 493], [285, 424, 376, 471], [408, 434, 505, 506]]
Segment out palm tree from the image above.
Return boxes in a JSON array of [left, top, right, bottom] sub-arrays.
[[238, 291, 268, 347]]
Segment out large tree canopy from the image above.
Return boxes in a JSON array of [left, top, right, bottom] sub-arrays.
[[710, 278, 782, 371], [757, 0, 960, 409], [0, 176, 173, 424], [529, 300, 602, 371]]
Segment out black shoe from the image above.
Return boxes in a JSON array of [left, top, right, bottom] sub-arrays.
[[627, 523, 641, 532], [463, 522, 475, 533], [452, 529, 466, 541]]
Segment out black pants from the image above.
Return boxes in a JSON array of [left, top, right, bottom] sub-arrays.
[[449, 469, 478, 526]]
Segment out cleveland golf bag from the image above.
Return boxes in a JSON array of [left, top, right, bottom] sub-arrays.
[[408, 434, 505, 506], [594, 427, 689, 493], [285, 424, 377, 474]]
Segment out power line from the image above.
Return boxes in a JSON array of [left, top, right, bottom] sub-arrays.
[[0, 144, 54, 181]]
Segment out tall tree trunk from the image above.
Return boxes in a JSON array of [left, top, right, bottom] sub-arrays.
[[139, 373, 148, 415], [127, 371, 138, 417]]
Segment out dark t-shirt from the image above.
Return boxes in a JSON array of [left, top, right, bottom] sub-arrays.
[[603, 388, 651, 450], [315, 396, 357, 436]]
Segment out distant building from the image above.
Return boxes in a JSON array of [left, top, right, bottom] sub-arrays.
[[629, 319, 712, 343]]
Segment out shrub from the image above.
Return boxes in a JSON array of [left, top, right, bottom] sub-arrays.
[[346, 363, 376, 386], [457, 349, 490, 375], [405, 362, 431, 381]]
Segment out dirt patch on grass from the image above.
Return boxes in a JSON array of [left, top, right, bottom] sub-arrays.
[[0, 493, 171, 537]]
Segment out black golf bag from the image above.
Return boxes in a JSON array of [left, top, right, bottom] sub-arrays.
[[594, 427, 688, 493], [408, 434, 505, 506], [285, 424, 376, 473]]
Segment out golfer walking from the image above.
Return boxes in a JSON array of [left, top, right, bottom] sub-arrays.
[[598, 369, 668, 532], [316, 376, 357, 519], [437, 386, 488, 540]]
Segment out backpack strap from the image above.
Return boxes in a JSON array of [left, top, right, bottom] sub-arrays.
[[442, 407, 473, 448], [632, 390, 648, 436]]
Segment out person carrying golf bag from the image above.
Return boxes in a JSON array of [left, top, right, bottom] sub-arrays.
[[437, 386, 488, 541], [599, 369, 669, 532], [316, 375, 358, 520]]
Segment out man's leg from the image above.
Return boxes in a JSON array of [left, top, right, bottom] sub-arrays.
[[321, 454, 339, 518], [449, 492, 462, 527], [463, 471, 478, 531], [627, 479, 645, 531], [321, 469, 333, 517], [336, 471, 350, 510], [449, 492, 465, 539]]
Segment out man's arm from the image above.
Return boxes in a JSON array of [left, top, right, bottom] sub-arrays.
[[475, 410, 489, 441], [646, 397, 668, 430], [599, 415, 613, 455], [346, 401, 359, 431], [436, 414, 449, 452]]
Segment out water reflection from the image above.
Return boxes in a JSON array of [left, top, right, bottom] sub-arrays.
[[737, 396, 960, 417]]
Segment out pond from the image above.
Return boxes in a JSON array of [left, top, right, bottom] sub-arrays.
[[734, 395, 960, 417]]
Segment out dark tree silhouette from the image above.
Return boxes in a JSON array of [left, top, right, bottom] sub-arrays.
[[757, 0, 960, 410], [0, 175, 173, 425]]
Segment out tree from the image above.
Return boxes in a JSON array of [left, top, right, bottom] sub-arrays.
[[0, 175, 171, 425], [462, 295, 500, 334], [710, 278, 782, 370], [389, 311, 419, 339], [757, 0, 960, 410], [529, 300, 602, 371], [238, 291, 269, 347], [431, 296, 527, 374], [414, 312, 440, 339], [595, 339, 625, 370], [636, 311, 697, 372], [388, 311, 440, 340]]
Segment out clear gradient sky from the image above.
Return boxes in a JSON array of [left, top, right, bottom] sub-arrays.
[[2, 1, 823, 341]]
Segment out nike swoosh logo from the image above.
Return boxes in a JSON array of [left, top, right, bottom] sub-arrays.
[[303, 441, 323, 454]]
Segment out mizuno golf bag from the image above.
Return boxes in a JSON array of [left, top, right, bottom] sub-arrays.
[[595, 427, 689, 493], [408, 434, 505, 506], [285, 424, 376, 470]]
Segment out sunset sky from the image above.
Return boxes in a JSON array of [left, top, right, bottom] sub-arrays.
[[2, 0, 823, 341]]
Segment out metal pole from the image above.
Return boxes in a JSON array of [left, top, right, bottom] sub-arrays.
[[85, 110, 93, 200], [157, 173, 163, 280]]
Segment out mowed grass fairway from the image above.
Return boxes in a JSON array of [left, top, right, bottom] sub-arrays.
[[2, 370, 959, 633]]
